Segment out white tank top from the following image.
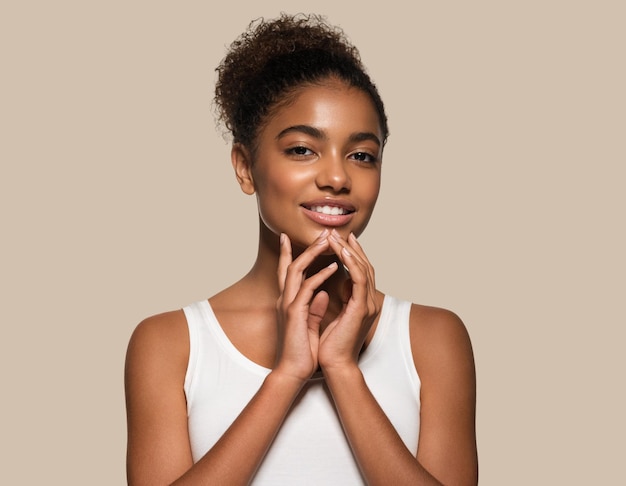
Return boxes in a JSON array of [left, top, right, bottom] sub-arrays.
[[183, 294, 421, 485]]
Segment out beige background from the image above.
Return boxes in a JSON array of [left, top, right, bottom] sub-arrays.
[[2, 1, 624, 484]]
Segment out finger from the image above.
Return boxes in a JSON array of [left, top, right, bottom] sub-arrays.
[[308, 290, 330, 335], [282, 230, 330, 302], [348, 233, 378, 316], [277, 233, 293, 294], [337, 232, 375, 299], [342, 278, 353, 304], [327, 230, 367, 282], [347, 232, 368, 263], [348, 232, 376, 291], [327, 231, 376, 314], [288, 261, 338, 309], [328, 242, 370, 310]]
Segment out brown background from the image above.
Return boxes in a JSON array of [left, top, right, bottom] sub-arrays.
[[2, 1, 624, 484]]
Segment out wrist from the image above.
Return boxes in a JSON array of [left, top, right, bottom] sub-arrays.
[[320, 361, 362, 384], [266, 367, 309, 392]]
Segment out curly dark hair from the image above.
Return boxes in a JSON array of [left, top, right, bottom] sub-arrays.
[[214, 13, 389, 152]]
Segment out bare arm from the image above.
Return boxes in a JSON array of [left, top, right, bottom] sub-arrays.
[[412, 306, 478, 485], [323, 366, 443, 485], [323, 308, 477, 485], [125, 311, 194, 485], [172, 371, 306, 485], [125, 311, 318, 486], [321, 231, 478, 485], [125, 232, 339, 485]]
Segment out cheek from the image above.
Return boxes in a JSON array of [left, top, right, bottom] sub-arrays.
[[252, 169, 306, 219], [357, 173, 382, 205], [254, 166, 310, 199]]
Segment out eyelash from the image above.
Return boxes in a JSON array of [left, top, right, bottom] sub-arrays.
[[286, 146, 315, 157], [285, 146, 378, 164], [350, 152, 378, 164]]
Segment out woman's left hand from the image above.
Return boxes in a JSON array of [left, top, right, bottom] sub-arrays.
[[318, 230, 381, 372]]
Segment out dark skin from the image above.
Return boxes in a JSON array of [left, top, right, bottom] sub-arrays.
[[125, 80, 477, 485]]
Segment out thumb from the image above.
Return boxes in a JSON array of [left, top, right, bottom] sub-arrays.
[[308, 290, 329, 334]]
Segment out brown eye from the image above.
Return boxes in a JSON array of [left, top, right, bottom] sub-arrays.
[[350, 152, 377, 163], [286, 146, 315, 157]]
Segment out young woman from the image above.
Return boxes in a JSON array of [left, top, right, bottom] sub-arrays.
[[125, 13, 478, 485]]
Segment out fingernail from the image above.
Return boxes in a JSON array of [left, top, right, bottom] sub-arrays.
[[330, 229, 340, 241], [319, 229, 329, 239], [328, 261, 338, 269], [342, 247, 352, 257], [280, 233, 285, 244]]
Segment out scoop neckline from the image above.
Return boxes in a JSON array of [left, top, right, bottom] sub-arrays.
[[198, 294, 391, 378]]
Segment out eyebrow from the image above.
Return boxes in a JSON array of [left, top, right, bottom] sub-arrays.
[[276, 125, 326, 141], [348, 131, 381, 147], [276, 124, 381, 148]]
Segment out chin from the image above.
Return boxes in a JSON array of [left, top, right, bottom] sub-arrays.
[[281, 229, 323, 251], [288, 234, 318, 250]]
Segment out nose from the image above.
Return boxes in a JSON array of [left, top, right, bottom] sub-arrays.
[[315, 152, 351, 193]]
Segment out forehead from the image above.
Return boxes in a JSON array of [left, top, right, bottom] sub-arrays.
[[261, 82, 383, 139]]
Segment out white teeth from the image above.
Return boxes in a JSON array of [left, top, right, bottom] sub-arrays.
[[311, 205, 347, 215]]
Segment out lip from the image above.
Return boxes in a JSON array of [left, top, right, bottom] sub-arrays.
[[300, 198, 356, 227]]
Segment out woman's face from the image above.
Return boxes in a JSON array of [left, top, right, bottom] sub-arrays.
[[236, 81, 383, 249]]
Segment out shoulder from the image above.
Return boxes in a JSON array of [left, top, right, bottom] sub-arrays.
[[125, 310, 194, 483], [125, 309, 190, 385], [408, 303, 475, 386], [406, 303, 478, 482], [409, 303, 472, 349], [127, 309, 189, 356]]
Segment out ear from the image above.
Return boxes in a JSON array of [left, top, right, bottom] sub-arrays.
[[231, 144, 255, 195]]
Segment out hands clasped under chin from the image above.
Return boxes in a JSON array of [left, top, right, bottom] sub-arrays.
[[274, 228, 381, 383]]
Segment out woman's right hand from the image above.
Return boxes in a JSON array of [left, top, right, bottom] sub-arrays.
[[274, 229, 338, 382]]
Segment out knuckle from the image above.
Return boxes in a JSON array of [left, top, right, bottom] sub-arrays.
[[301, 276, 320, 290], [286, 260, 303, 274], [285, 304, 299, 320]]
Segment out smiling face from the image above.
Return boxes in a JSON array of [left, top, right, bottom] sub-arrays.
[[232, 79, 384, 250]]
